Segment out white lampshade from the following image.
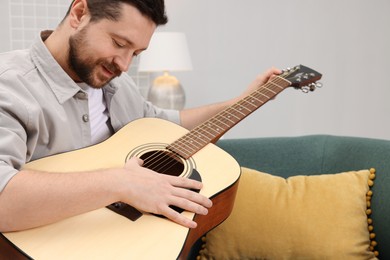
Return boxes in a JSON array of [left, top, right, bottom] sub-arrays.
[[138, 32, 193, 72]]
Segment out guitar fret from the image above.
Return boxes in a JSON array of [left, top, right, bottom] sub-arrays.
[[194, 127, 216, 139], [257, 91, 271, 99], [242, 96, 263, 109], [212, 116, 233, 129], [222, 108, 241, 123], [188, 132, 209, 145], [179, 129, 212, 152], [192, 128, 216, 143], [215, 110, 240, 130], [221, 113, 237, 124], [199, 124, 224, 139], [186, 138, 209, 152], [217, 112, 244, 132], [171, 140, 196, 157], [230, 105, 247, 116], [221, 111, 240, 124], [247, 95, 262, 104], [269, 80, 285, 90], [181, 135, 204, 150], [265, 87, 277, 94], [201, 123, 220, 136], [236, 103, 252, 114]]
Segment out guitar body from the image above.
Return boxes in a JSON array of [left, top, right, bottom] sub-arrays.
[[1, 118, 241, 260]]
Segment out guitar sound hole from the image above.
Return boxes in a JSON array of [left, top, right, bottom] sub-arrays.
[[140, 150, 184, 177]]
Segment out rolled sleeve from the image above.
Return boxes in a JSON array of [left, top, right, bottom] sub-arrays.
[[0, 162, 19, 191], [0, 90, 29, 191], [143, 100, 181, 125]]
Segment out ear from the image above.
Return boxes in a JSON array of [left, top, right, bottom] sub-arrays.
[[68, 0, 90, 29]]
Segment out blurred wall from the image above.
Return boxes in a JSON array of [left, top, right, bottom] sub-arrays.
[[1, 0, 389, 140], [161, 0, 390, 140]]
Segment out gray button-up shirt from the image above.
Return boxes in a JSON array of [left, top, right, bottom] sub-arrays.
[[0, 32, 180, 191]]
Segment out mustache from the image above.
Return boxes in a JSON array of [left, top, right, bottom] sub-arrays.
[[102, 61, 122, 76]]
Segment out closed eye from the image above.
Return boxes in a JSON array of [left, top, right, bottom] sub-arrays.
[[112, 38, 125, 48]]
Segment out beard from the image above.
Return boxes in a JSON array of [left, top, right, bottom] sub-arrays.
[[68, 26, 122, 88]]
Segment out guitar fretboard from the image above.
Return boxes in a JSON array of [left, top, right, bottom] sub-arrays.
[[167, 76, 291, 159]]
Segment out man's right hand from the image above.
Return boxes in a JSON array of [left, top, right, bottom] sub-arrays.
[[118, 157, 213, 228]]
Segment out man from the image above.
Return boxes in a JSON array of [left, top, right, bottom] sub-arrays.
[[0, 0, 280, 232]]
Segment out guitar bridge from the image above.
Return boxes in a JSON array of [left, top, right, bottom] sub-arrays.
[[106, 202, 143, 221]]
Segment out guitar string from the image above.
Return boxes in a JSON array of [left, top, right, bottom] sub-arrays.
[[174, 79, 284, 150], [157, 68, 318, 174], [143, 94, 285, 174], [142, 150, 182, 174], [168, 67, 318, 159], [141, 76, 290, 175], [169, 77, 289, 157], [163, 77, 288, 164], [142, 77, 289, 174]]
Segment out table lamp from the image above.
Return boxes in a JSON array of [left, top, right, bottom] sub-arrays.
[[138, 32, 193, 110]]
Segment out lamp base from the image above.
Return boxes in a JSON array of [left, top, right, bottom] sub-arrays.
[[147, 73, 185, 110]]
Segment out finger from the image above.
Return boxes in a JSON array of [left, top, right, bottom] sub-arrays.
[[162, 206, 198, 229], [172, 196, 210, 216], [171, 187, 212, 209], [166, 175, 204, 191], [268, 66, 282, 75], [126, 156, 144, 167], [271, 66, 282, 75], [264, 67, 282, 81]]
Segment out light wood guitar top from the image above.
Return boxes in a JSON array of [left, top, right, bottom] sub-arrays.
[[3, 118, 240, 260]]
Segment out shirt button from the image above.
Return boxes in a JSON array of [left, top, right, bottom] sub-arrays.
[[82, 114, 89, 122], [76, 91, 88, 99]]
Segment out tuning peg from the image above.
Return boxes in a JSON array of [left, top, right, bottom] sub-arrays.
[[316, 82, 323, 88], [301, 86, 310, 93]]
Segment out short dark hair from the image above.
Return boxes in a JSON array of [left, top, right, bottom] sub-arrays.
[[64, 0, 168, 26]]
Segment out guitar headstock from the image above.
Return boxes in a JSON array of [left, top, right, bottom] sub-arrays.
[[281, 65, 323, 93]]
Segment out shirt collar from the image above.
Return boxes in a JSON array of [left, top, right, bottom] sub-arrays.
[[29, 31, 82, 104]]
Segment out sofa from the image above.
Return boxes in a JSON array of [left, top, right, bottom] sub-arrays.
[[189, 135, 390, 259]]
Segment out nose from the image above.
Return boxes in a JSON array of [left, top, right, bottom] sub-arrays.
[[114, 52, 133, 72]]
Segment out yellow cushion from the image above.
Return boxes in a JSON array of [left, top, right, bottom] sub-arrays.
[[199, 167, 378, 260]]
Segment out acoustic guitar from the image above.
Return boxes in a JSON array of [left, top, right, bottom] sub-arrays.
[[0, 65, 322, 259]]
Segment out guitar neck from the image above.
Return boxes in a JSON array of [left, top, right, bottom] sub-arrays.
[[168, 76, 291, 158]]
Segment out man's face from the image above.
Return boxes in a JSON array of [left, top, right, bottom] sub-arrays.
[[68, 25, 121, 88], [67, 4, 156, 88]]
